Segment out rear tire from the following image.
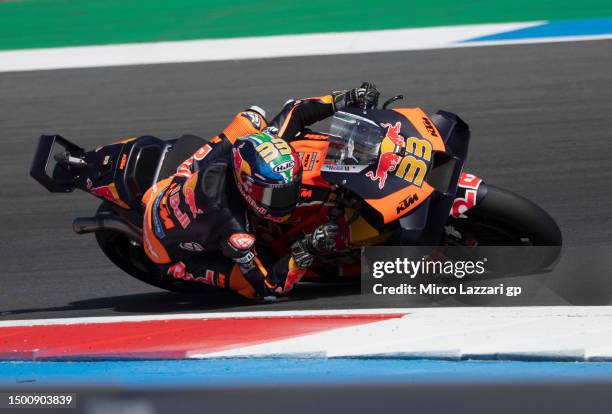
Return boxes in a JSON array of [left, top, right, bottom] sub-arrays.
[[94, 203, 214, 294]]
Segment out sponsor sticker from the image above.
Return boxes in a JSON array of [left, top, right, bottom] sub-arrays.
[[273, 160, 295, 173], [396, 193, 419, 214], [119, 153, 128, 170], [451, 173, 483, 218], [193, 144, 212, 161], [169, 192, 190, 229], [422, 116, 438, 137], [152, 192, 167, 239], [365, 121, 433, 189], [321, 164, 366, 173], [365, 122, 405, 189], [229, 233, 256, 250], [299, 151, 317, 171]]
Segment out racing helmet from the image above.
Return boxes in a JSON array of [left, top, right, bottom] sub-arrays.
[[232, 132, 302, 222]]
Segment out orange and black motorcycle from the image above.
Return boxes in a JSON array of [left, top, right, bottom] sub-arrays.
[[30, 93, 562, 292]]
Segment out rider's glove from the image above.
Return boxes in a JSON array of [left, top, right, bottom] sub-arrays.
[[289, 223, 338, 268], [302, 223, 339, 255], [334, 82, 380, 110], [290, 239, 315, 269]]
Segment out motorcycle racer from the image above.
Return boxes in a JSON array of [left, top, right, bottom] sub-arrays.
[[141, 83, 380, 299]]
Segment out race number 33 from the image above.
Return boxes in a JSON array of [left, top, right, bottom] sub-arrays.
[[395, 137, 433, 187], [257, 138, 292, 163]]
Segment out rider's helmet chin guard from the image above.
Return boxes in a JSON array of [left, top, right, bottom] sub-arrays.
[[232, 132, 302, 223]]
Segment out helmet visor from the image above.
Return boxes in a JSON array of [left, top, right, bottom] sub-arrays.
[[250, 180, 301, 214]]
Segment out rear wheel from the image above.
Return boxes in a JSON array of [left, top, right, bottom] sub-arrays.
[[94, 203, 214, 294]]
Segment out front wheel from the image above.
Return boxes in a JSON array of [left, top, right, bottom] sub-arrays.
[[426, 186, 562, 306]]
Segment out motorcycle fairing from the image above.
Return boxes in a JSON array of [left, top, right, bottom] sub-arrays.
[[84, 136, 169, 211], [289, 108, 473, 245], [321, 108, 440, 199], [364, 182, 435, 224], [321, 108, 465, 226], [394, 111, 472, 244]]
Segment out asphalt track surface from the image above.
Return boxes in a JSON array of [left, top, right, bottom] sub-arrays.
[[1, 40, 611, 320]]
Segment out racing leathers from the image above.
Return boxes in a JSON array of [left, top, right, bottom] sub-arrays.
[[142, 88, 371, 299]]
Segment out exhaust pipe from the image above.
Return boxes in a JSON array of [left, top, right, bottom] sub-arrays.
[[73, 215, 143, 243]]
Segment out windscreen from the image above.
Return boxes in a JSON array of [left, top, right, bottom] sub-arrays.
[[326, 112, 384, 165]]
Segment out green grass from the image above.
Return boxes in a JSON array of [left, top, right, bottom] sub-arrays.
[[1, 0, 611, 50]]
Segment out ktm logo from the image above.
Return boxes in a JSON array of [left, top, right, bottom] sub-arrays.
[[422, 117, 438, 137], [300, 188, 313, 198], [396, 193, 419, 213], [299, 151, 317, 171]]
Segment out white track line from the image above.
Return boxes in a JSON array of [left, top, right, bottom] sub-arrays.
[[0, 22, 541, 73], [193, 307, 612, 360], [448, 33, 612, 48], [0, 308, 408, 327]]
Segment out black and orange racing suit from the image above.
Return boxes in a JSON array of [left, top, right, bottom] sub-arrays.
[[142, 94, 344, 299]]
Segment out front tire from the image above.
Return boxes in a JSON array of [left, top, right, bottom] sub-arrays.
[[444, 185, 562, 272], [446, 185, 562, 246]]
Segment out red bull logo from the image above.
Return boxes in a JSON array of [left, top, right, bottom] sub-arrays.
[[381, 121, 404, 147], [366, 122, 405, 189], [90, 185, 116, 202], [183, 175, 202, 219], [183, 187, 201, 219], [167, 262, 217, 286], [232, 146, 246, 181]]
